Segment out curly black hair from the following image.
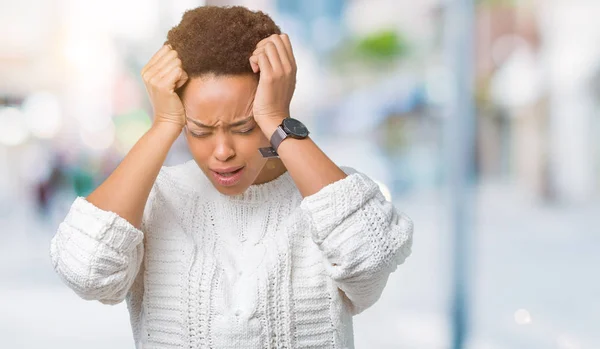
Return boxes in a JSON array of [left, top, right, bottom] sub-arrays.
[[166, 5, 281, 79]]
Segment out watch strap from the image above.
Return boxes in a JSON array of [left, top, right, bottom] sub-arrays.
[[270, 125, 288, 152], [257, 125, 286, 158]]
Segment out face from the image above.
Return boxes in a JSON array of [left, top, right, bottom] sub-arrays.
[[181, 74, 282, 196]]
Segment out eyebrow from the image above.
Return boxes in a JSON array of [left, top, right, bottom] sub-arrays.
[[187, 115, 255, 129]]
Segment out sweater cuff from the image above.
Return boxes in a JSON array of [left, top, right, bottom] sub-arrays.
[[65, 197, 144, 253], [300, 170, 380, 244]]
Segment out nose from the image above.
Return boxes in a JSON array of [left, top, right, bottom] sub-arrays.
[[213, 133, 235, 162]]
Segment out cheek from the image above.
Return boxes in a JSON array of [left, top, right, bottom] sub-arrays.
[[184, 132, 270, 162], [185, 136, 212, 161]]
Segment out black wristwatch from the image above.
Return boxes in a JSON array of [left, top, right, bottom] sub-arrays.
[[258, 117, 309, 158]]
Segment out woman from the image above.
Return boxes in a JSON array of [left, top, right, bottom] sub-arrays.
[[50, 5, 413, 349]]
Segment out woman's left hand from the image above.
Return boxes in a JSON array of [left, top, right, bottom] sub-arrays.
[[249, 33, 297, 137]]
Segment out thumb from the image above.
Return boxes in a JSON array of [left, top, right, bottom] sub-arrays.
[[175, 71, 189, 89], [249, 56, 259, 73]]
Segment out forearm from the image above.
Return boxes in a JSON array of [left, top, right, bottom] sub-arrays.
[[86, 121, 181, 228], [264, 121, 346, 198], [279, 137, 346, 198]]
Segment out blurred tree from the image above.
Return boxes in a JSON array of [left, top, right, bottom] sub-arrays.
[[355, 30, 408, 60], [331, 29, 410, 68]]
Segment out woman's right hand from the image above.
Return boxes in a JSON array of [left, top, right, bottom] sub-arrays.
[[141, 45, 189, 128]]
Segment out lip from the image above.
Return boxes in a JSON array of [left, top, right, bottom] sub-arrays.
[[211, 166, 244, 173], [210, 166, 245, 187]]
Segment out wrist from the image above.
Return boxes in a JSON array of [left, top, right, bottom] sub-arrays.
[[150, 121, 183, 141], [258, 116, 287, 139]]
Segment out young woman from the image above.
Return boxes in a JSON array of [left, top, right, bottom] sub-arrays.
[[50, 6, 413, 349]]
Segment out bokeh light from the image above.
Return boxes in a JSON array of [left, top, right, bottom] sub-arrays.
[[0, 107, 29, 146], [22, 92, 63, 139], [80, 121, 116, 151], [514, 309, 532, 325]]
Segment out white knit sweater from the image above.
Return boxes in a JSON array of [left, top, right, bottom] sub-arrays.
[[50, 160, 413, 349]]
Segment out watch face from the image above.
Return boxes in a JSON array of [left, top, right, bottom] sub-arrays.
[[283, 118, 309, 138]]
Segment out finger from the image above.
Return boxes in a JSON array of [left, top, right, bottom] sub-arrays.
[[253, 35, 294, 72], [255, 35, 275, 49], [143, 45, 171, 74], [252, 45, 266, 57], [255, 33, 283, 48], [149, 50, 179, 73], [256, 52, 272, 77], [144, 51, 180, 81], [279, 34, 296, 70], [144, 45, 170, 72], [158, 65, 186, 94], [263, 42, 283, 74], [250, 56, 259, 73], [176, 71, 189, 89], [266, 35, 293, 73], [159, 59, 187, 90], [148, 58, 182, 86]]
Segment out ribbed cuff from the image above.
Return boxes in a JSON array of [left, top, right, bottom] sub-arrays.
[[65, 197, 144, 253]]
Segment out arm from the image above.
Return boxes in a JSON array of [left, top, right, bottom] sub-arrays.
[[262, 133, 347, 198], [86, 122, 180, 228], [49, 124, 179, 304], [249, 35, 413, 313], [87, 43, 188, 228], [248, 33, 347, 197], [300, 168, 414, 315], [50, 45, 188, 303]]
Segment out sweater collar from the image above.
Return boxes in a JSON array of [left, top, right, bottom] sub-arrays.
[[183, 160, 298, 204], [219, 168, 297, 203]]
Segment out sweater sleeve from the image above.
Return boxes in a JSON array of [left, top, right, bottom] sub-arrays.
[[50, 185, 156, 305], [300, 167, 413, 315]]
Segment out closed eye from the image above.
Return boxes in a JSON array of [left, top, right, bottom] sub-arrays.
[[186, 125, 256, 137], [190, 132, 210, 138], [234, 126, 256, 135], [186, 127, 211, 138]]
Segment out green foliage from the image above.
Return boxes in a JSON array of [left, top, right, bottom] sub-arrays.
[[329, 29, 410, 71], [355, 30, 408, 60]]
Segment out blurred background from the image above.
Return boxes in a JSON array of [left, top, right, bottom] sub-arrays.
[[1, 0, 599, 348]]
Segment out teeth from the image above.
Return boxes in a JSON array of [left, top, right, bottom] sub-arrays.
[[216, 168, 241, 177], [218, 170, 238, 177]]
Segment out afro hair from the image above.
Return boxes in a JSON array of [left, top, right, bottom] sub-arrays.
[[166, 6, 281, 79]]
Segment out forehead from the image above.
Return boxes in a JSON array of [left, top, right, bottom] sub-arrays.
[[182, 75, 257, 124]]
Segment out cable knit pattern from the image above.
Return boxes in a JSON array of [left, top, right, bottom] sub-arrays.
[[50, 160, 413, 349]]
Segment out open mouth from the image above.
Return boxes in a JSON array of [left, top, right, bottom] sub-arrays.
[[216, 167, 243, 177], [211, 166, 246, 186]]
